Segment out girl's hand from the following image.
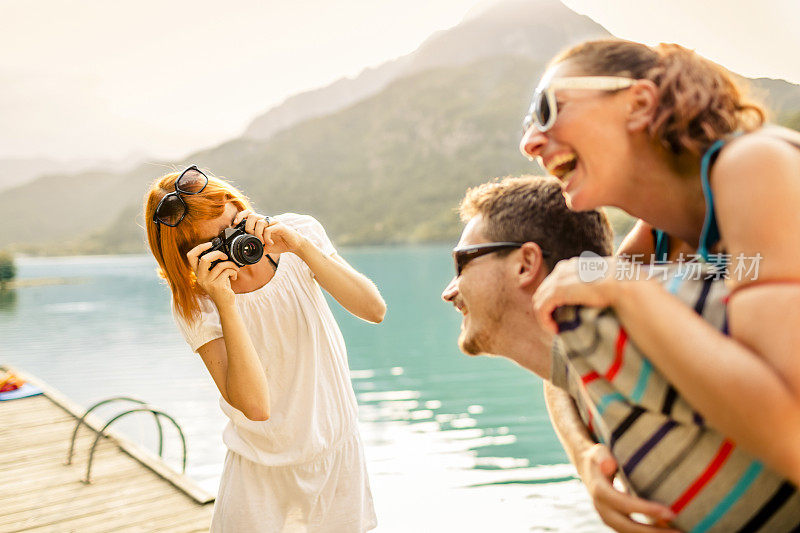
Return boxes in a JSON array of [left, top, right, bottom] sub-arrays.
[[187, 242, 240, 308], [234, 211, 308, 255], [533, 256, 626, 333]]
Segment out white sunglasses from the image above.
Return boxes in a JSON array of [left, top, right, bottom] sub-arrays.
[[522, 76, 637, 133]]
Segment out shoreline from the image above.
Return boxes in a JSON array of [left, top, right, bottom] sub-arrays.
[[3, 277, 88, 289]]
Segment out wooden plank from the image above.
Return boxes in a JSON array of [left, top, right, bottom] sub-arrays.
[[0, 453, 141, 499], [0, 465, 162, 513], [10, 485, 188, 532], [4, 481, 180, 531], [0, 432, 110, 466], [1, 439, 117, 480], [1, 443, 118, 482], [0, 419, 84, 448], [2, 477, 177, 526], [78, 498, 212, 533], [126, 506, 215, 533], [17, 489, 209, 533], [0, 404, 71, 426], [0, 411, 74, 430], [0, 398, 72, 418], [86, 501, 213, 533]]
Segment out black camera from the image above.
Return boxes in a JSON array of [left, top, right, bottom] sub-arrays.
[[201, 220, 264, 269]]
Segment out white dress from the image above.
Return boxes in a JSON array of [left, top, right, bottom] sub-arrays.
[[173, 213, 377, 533]]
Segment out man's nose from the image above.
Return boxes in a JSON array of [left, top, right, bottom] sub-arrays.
[[441, 277, 458, 302], [519, 126, 547, 160]]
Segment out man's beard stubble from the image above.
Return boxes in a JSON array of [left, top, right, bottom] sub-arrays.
[[458, 279, 509, 356]]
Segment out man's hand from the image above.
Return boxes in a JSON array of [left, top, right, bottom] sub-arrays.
[[581, 444, 679, 533]]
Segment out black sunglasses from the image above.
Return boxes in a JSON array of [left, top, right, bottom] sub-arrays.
[[152, 165, 209, 227], [453, 242, 541, 277]]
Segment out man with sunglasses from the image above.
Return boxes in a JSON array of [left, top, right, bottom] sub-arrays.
[[441, 175, 612, 376], [441, 177, 683, 531]]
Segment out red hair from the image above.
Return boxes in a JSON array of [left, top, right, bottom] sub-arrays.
[[553, 40, 766, 156], [143, 169, 253, 322]]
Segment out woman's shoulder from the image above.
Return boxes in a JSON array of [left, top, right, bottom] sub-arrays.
[[273, 212, 322, 229], [716, 126, 800, 169], [273, 213, 336, 256], [710, 126, 800, 191]]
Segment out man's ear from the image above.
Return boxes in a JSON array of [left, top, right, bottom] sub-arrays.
[[626, 79, 659, 133], [517, 242, 546, 288]]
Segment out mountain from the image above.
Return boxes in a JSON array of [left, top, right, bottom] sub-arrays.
[[241, 0, 610, 141], [0, 154, 145, 193], [2, 0, 799, 255], [743, 77, 800, 120]]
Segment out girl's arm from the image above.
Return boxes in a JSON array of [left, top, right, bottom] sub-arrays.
[[296, 243, 386, 324], [534, 134, 800, 485], [188, 243, 270, 421], [235, 211, 386, 324]]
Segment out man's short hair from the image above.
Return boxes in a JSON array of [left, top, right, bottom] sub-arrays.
[[459, 176, 613, 270]]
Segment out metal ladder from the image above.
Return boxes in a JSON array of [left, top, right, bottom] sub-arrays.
[[66, 396, 187, 484]]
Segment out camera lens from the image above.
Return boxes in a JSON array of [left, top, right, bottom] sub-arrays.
[[229, 235, 264, 266]]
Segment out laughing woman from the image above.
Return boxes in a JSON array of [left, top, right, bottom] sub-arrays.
[[144, 166, 384, 532], [519, 40, 800, 529]]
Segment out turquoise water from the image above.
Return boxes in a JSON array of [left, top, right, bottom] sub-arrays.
[[0, 246, 570, 490]]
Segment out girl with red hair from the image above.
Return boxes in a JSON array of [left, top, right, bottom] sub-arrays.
[[144, 167, 384, 532]]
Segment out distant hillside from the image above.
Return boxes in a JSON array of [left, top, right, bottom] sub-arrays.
[[743, 77, 800, 120], [241, 0, 609, 141], [0, 155, 144, 192], [30, 56, 547, 254]]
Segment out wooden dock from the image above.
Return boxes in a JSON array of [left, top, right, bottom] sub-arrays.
[[0, 366, 214, 532]]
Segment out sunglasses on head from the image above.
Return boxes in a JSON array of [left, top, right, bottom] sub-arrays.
[[152, 165, 209, 228], [452, 242, 551, 277], [521, 76, 637, 134]]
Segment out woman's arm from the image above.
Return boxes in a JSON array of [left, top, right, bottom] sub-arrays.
[[609, 276, 800, 484], [296, 243, 386, 324], [236, 211, 386, 324], [188, 243, 270, 421]]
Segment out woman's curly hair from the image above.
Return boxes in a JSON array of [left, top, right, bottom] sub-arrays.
[[553, 39, 766, 156]]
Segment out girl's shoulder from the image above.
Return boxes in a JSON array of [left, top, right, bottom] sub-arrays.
[[716, 126, 800, 168], [273, 213, 336, 257], [273, 212, 322, 231], [710, 126, 800, 193]]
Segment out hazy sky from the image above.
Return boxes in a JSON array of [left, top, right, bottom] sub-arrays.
[[2, 0, 798, 162]]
